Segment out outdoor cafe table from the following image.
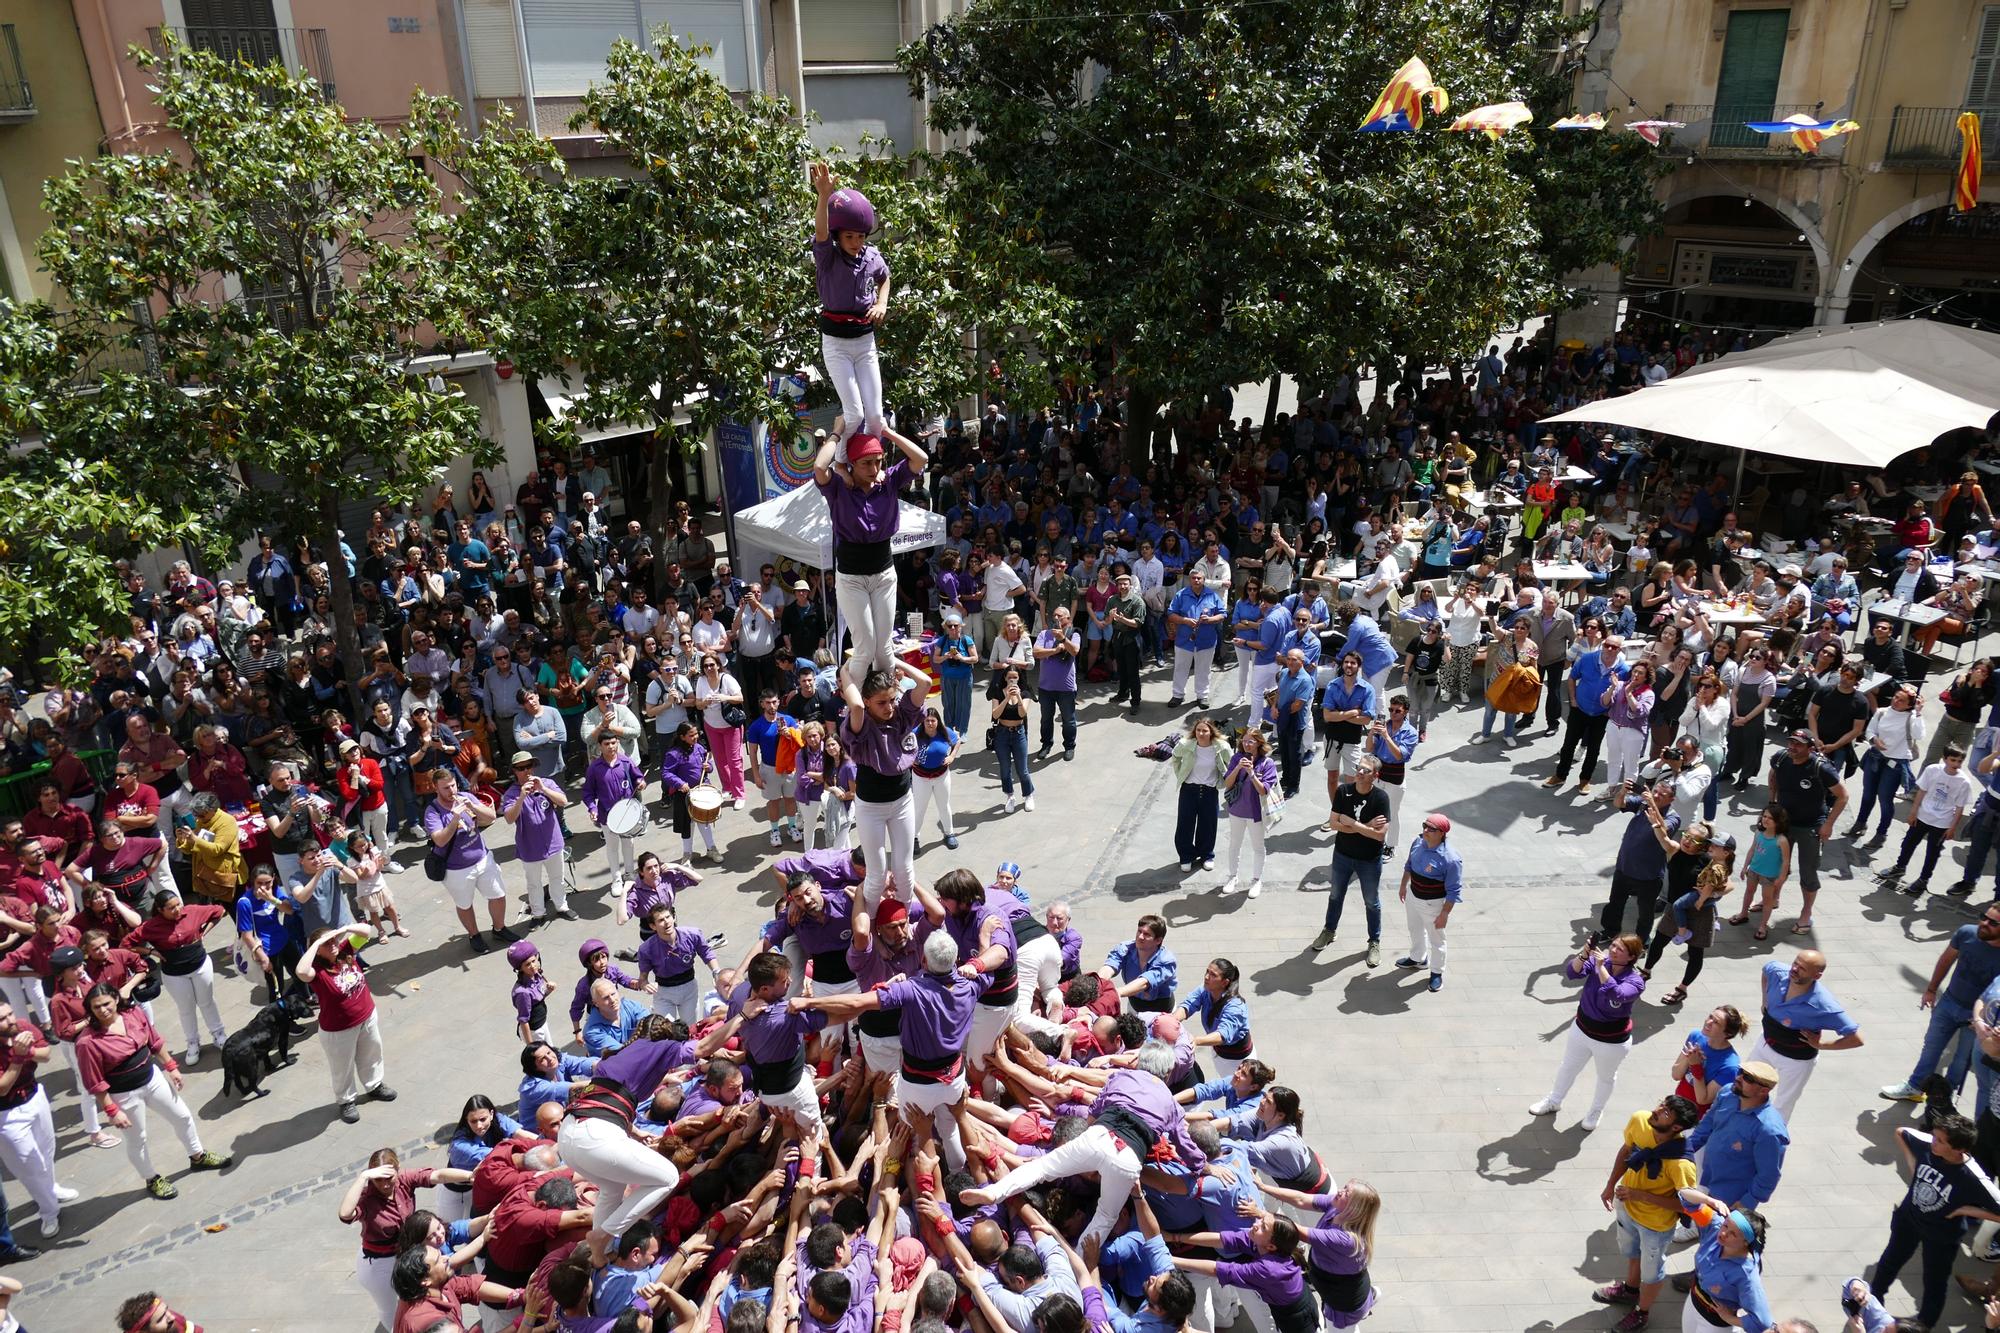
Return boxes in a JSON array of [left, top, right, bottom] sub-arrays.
[[1868, 598, 1948, 646]]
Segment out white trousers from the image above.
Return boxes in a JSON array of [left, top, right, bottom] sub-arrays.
[[821, 331, 885, 444], [444, 852, 507, 910], [1379, 778, 1404, 852], [836, 567, 899, 687], [110, 1067, 204, 1183], [1173, 646, 1215, 700], [162, 959, 226, 1053], [1403, 895, 1448, 975], [1190, 1273, 1243, 1333], [651, 978, 701, 1022], [860, 1032, 902, 1078], [58, 1043, 102, 1134], [322, 1012, 386, 1106], [1604, 725, 1647, 790], [986, 1123, 1140, 1245], [1242, 661, 1278, 721], [522, 853, 570, 917], [968, 1001, 1012, 1074], [1226, 815, 1266, 882], [0, 977, 47, 1027], [1544, 1023, 1633, 1122], [601, 832, 636, 887], [678, 822, 717, 861], [1744, 1040, 1815, 1123], [559, 1114, 685, 1237], [1015, 933, 1065, 1019], [0, 1089, 61, 1224], [356, 1250, 400, 1330], [759, 1072, 827, 1140], [855, 790, 914, 911], [358, 804, 389, 852], [436, 1183, 474, 1224], [806, 791, 853, 852], [897, 1072, 968, 1173], [912, 772, 956, 839]]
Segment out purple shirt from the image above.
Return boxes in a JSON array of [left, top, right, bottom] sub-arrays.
[[729, 981, 828, 1066], [502, 781, 565, 863], [761, 889, 856, 958], [799, 1237, 878, 1333], [570, 963, 642, 1027], [1215, 1231, 1305, 1306], [1224, 755, 1279, 820], [593, 1034, 698, 1103], [637, 927, 716, 984], [628, 867, 698, 929], [810, 237, 887, 315], [513, 974, 553, 1026], [1057, 926, 1083, 976], [842, 684, 925, 777], [1305, 1195, 1369, 1276], [660, 743, 708, 793], [1090, 1069, 1207, 1171], [847, 930, 922, 992], [423, 797, 488, 870], [877, 970, 985, 1061], [1036, 630, 1080, 693], [940, 903, 1014, 970], [1566, 955, 1647, 1030], [582, 754, 645, 822], [774, 848, 864, 894], [819, 457, 908, 546]]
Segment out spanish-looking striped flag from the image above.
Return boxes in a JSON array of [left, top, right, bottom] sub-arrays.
[[1358, 57, 1449, 133], [1744, 114, 1859, 154], [1958, 112, 1983, 214], [1447, 101, 1533, 139]]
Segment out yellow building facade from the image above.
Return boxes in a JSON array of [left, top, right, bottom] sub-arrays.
[[1574, 0, 1999, 331], [0, 1, 106, 302]]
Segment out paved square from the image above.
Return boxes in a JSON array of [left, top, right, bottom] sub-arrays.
[[14, 661, 1972, 1332]]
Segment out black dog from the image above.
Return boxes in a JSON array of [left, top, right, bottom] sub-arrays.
[[219, 998, 307, 1098]]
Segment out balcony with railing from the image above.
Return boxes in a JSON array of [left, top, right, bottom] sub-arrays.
[[1884, 106, 2000, 167], [0, 25, 34, 123], [146, 26, 335, 103], [1661, 103, 1832, 155]]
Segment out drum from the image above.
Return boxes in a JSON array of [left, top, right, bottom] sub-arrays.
[[687, 785, 724, 826], [604, 797, 647, 839]]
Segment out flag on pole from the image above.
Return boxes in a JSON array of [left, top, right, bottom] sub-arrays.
[[1357, 57, 1449, 132], [1743, 114, 1860, 154], [1625, 120, 1686, 145], [1550, 113, 1608, 131], [1958, 112, 1983, 213], [1446, 101, 1533, 139]]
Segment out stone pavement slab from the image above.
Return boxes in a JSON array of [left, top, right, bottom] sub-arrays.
[[13, 655, 1980, 1331]]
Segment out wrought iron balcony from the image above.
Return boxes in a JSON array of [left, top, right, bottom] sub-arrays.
[[146, 26, 335, 103], [1883, 105, 2000, 167], [1661, 103, 1831, 154], [0, 25, 33, 123]]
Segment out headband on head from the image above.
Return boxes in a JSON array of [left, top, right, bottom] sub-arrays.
[[125, 1300, 164, 1333], [1727, 1210, 1756, 1245], [996, 862, 1021, 879]]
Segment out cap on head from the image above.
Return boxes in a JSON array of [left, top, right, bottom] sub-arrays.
[[510, 750, 537, 769], [1710, 831, 1737, 851], [48, 946, 85, 973], [1739, 1059, 1780, 1087], [1787, 729, 1812, 745]]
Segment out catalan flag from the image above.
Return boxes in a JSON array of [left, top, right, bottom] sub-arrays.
[[1743, 114, 1860, 154], [1958, 112, 1982, 213], [1550, 112, 1607, 131], [1358, 57, 1449, 133], [1447, 101, 1533, 139]]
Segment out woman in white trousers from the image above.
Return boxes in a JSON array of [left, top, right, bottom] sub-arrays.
[[558, 1114, 683, 1237], [340, 1151, 470, 1329], [1528, 935, 1647, 1132], [966, 1121, 1142, 1247], [816, 426, 926, 688], [1601, 666, 1656, 793], [159, 958, 227, 1066], [74, 989, 227, 1201], [910, 710, 961, 849]]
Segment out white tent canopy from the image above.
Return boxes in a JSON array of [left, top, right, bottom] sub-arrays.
[[732, 481, 945, 569], [1539, 318, 2000, 470]]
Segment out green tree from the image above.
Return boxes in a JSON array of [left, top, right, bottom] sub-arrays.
[[904, 0, 1664, 462], [444, 33, 1074, 539], [12, 40, 513, 692]]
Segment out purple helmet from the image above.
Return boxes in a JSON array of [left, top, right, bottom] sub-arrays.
[[506, 939, 539, 969], [827, 187, 877, 237]]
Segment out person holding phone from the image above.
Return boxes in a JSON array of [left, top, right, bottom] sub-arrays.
[[1529, 933, 1647, 1132]]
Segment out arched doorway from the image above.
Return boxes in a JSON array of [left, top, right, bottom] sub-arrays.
[[1836, 200, 2000, 327], [1624, 193, 1823, 334]]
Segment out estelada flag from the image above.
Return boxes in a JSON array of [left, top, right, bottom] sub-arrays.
[[1358, 57, 1449, 132], [1744, 114, 1859, 153], [1447, 101, 1533, 139], [1958, 112, 1982, 213]]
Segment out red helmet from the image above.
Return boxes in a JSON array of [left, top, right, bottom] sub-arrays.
[[827, 187, 877, 237]]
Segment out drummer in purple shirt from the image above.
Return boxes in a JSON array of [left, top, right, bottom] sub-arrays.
[[844, 896, 925, 1077], [706, 951, 827, 1142], [963, 1044, 1208, 1246], [794, 925, 988, 1171]]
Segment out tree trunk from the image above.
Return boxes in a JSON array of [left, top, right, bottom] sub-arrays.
[[1123, 384, 1160, 471], [317, 488, 367, 720], [1263, 373, 1284, 432]]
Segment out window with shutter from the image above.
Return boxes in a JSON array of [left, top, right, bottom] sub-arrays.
[[180, 0, 278, 28], [521, 0, 644, 97], [1967, 5, 2000, 109], [463, 0, 525, 100], [1712, 7, 1789, 149], [801, 0, 901, 65], [638, 1, 750, 90]]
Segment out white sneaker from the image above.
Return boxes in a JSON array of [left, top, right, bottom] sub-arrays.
[[731, 797, 745, 811], [1528, 1098, 1559, 1116], [183, 1046, 200, 1068], [1218, 877, 1238, 894], [768, 830, 782, 848], [1180, 862, 1194, 873], [38, 1218, 56, 1239], [1580, 1109, 1602, 1131], [1247, 880, 1262, 899], [52, 1184, 78, 1203], [1005, 796, 1017, 814], [1469, 734, 1490, 745], [1024, 796, 1036, 812]]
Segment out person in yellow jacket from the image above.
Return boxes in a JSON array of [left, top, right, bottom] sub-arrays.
[[177, 791, 246, 905]]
